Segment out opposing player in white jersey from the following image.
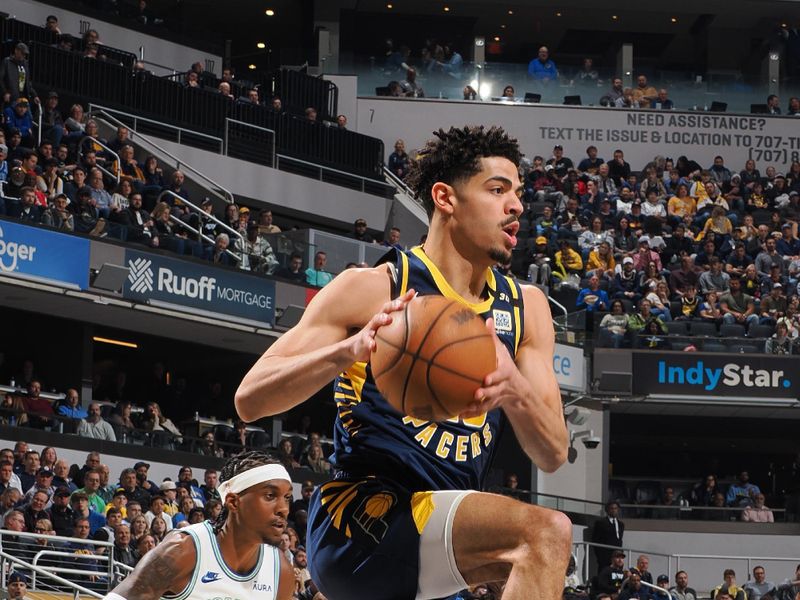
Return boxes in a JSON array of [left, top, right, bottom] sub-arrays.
[[103, 451, 294, 600]]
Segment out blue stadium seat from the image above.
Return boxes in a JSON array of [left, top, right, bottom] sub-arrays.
[[719, 324, 746, 338], [690, 322, 718, 337]]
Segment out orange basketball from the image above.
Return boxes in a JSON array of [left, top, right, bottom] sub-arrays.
[[371, 295, 496, 422]]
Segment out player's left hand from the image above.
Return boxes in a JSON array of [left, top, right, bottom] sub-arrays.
[[459, 318, 527, 419]]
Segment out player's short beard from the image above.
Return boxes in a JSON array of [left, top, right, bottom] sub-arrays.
[[489, 247, 511, 264]]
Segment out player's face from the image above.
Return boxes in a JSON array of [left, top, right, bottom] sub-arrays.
[[238, 480, 292, 545], [449, 156, 523, 265]]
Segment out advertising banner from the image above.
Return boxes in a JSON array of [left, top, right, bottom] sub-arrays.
[[359, 98, 800, 172], [632, 351, 800, 399], [0, 221, 89, 288], [554, 343, 586, 392], [123, 249, 276, 325]]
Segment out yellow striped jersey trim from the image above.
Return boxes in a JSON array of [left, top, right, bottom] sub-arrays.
[[411, 247, 495, 313], [505, 275, 522, 354]]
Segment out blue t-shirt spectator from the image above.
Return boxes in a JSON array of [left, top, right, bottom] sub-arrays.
[[577, 282, 610, 312], [528, 50, 558, 81]]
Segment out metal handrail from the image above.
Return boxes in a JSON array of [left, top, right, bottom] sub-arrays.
[[223, 118, 277, 168], [31, 549, 110, 589], [275, 154, 385, 194], [0, 549, 103, 598], [0, 530, 113, 547], [382, 166, 419, 204], [89, 104, 223, 148], [78, 136, 121, 186], [165, 213, 241, 264], [89, 106, 233, 205], [640, 579, 671, 597], [157, 190, 244, 250]]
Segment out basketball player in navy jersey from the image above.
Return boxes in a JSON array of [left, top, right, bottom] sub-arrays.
[[237, 126, 571, 600], [102, 452, 294, 600]]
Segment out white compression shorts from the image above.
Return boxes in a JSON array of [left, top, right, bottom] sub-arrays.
[[416, 489, 475, 600]]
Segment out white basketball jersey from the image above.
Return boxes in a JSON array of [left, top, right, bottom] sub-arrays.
[[164, 521, 281, 600]]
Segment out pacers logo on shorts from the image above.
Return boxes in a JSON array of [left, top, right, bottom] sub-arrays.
[[353, 492, 396, 543]]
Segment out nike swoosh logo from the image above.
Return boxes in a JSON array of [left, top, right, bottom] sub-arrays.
[[201, 572, 221, 583]]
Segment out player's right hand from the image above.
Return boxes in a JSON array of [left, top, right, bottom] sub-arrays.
[[344, 289, 415, 363]]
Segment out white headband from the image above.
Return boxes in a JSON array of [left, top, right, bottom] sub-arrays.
[[217, 464, 292, 504]]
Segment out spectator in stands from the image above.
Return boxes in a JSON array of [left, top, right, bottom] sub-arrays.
[[399, 68, 425, 98], [118, 468, 151, 511], [743, 566, 777, 600], [767, 94, 782, 115], [41, 92, 64, 147], [108, 401, 137, 439], [16, 187, 42, 223], [118, 193, 153, 244], [76, 403, 117, 441], [196, 431, 224, 457], [302, 443, 331, 474], [23, 467, 54, 503], [698, 258, 731, 294], [719, 277, 758, 331], [177, 467, 205, 507], [21, 489, 50, 532], [382, 227, 403, 251], [218, 81, 235, 100], [726, 470, 761, 507], [198, 470, 220, 504], [1, 44, 37, 106], [171, 497, 195, 527], [105, 489, 128, 519], [256, 209, 281, 234], [528, 46, 558, 81], [151, 201, 186, 254], [17, 450, 41, 492], [76, 469, 106, 514], [577, 275, 609, 313], [49, 487, 73, 536], [555, 240, 583, 281], [5, 573, 29, 600], [113, 523, 137, 568], [306, 251, 333, 287], [789, 97, 800, 116], [592, 502, 624, 573], [70, 492, 105, 535], [388, 139, 411, 180], [271, 97, 282, 113], [633, 238, 662, 273], [0, 460, 21, 494], [304, 107, 318, 123], [655, 89, 673, 109], [136, 534, 157, 558], [600, 300, 629, 348], [97, 465, 115, 504], [741, 493, 775, 523], [276, 253, 305, 283], [632, 75, 658, 108], [617, 571, 651, 600], [117, 146, 145, 189], [767, 322, 793, 354], [713, 569, 747, 600], [352, 218, 375, 242], [760, 283, 787, 326], [52, 460, 76, 493], [144, 495, 173, 534], [607, 149, 632, 187], [204, 232, 234, 266], [670, 571, 698, 600], [141, 401, 182, 446], [597, 549, 626, 594], [279, 439, 301, 471]]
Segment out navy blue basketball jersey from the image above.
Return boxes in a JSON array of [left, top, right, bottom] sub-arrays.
[[329, 247, 525, 492]]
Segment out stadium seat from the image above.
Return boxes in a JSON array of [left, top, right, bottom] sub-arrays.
[[524, 93, 542, 103], [719, 324, 746, 338], [620, 299, 634, 314], [671, 341, 691, 351], [690, 322, 718, 337], [748, 324, 775, 339], [666, 321, 688, 336], [728, 343, 760, 354], [564, 95, 582, 105], [669, 300, 682, 319], [750, 104, 769, 114], [529, 201, 553, 217], [702, 342, 727, 353], [709, 101, 728, 112]]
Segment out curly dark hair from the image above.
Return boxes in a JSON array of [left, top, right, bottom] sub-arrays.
[[405, 125, 522, 218], [211, 450, 282, 534]]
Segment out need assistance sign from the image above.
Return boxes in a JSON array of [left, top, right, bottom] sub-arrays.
[[632, 351, 800, 399]]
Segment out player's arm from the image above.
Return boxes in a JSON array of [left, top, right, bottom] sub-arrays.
[[464, 285, 567, 472], [107, 532, 195, 600], [235, 266, 413, 422], [277, 549, 295, 600]]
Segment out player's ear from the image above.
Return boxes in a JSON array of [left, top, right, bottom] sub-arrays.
[[431, 182, 455, 216], [225, 493, 239, 512]]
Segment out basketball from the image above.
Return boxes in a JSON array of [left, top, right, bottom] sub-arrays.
[[371, 295, 497, 422]]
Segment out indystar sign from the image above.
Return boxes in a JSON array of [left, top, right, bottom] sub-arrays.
[[123, 250, 275, 325], [633, 351, 800, 399]]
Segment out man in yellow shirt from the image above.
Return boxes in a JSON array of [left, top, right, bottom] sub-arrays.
[[632, 75, 658, 108], [555, 239, 584, 279]]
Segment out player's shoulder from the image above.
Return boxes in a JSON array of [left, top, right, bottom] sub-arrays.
[[308, 264, 394, 309], [518, 281, 548, 308]]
